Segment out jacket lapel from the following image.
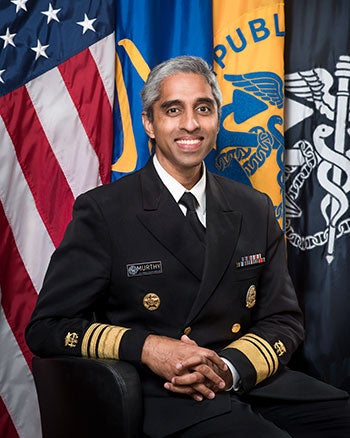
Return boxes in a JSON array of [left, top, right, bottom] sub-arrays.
[[186, 172, 242, 322], [137, 161, 205, 280]]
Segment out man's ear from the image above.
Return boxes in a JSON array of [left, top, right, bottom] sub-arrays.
[[142, 112, 155, 139]]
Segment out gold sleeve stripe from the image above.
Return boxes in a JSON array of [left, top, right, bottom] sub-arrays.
[[81, 323, 101, 357], [81, 323, 130, 359], [244, 334, 279, 372], [225, 333, 279, 384], [98, 326, 129, 359], [89, 324, 109, 357]]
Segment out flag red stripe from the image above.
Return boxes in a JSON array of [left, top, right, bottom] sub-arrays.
[[0, 397, 18, 438], [0, 90, 75, 247], [59, 49, 113, 184], [0, 203, 37, 368]]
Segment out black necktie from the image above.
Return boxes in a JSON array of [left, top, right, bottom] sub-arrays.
[[179, 192, 206, 244]]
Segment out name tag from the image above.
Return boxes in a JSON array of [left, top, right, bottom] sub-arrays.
[[127, 261, 163, 277]]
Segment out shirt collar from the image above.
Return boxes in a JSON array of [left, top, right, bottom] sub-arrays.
[[153, 155, 206, 212]]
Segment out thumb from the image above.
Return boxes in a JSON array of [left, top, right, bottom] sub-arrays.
[[180, 334, 197, 345]]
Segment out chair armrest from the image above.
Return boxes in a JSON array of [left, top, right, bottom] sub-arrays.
[[32, 356, 143, 438]]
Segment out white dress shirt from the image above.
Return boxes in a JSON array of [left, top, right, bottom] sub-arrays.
[[153, 155, 206, 226]]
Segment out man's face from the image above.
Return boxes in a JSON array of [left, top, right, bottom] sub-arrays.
[[142, 72, 220, 182]]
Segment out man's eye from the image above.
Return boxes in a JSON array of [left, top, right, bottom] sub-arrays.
[[166, 107, 180, 115], [197, 106, 211, 113]]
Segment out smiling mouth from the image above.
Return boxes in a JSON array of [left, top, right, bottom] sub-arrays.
[[176, 138, 203, 149]]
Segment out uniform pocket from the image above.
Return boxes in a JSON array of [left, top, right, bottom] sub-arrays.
[[233, 263, 264, 282]]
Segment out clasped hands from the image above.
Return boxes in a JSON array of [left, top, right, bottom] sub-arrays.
[[141, 334, 233, 402]]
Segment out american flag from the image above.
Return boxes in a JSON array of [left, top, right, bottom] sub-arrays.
[[0, 1, 115, 436]]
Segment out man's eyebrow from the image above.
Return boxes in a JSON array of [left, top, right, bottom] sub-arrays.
[[195, 97, 216, 107], [160, 97, 216, 110], [160, 99, 182, 110]]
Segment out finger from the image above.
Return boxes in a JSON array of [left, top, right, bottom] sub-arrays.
[[171, 371, 206, 386], [203, 351, 228, 372], [164, 381, 203, 400], [191, 382, 216, 399], [171, 368, 224, 390], [180, 335, 197, 345], [211, 362, 233, 390], [177, 351, 228, 373], [171, 370, 224, 395], [175, 353, 210, 371], [192, 393, 204, 402], [164, 381, 214, 401], [192, 364, 226, 390]]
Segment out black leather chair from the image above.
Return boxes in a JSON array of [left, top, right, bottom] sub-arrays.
[[32, 356, 143, 438]]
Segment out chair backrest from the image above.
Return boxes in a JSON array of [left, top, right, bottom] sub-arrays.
[[32, 356, 143, 438]]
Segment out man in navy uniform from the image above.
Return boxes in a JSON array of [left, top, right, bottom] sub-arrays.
[[26, 56, 350, 437]]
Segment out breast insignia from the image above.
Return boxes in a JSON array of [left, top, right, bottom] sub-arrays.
[[246, 285, 257, 308], [65, 332, 79, 348], [143, 293, 161, 311]]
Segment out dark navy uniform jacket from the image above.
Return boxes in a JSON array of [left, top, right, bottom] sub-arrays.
[[26, 159, 347, 437]]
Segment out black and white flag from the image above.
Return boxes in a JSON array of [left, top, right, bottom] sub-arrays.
[[285, 0, 350, 391]]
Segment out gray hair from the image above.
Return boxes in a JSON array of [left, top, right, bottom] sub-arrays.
[[141, 55, 222, 121]]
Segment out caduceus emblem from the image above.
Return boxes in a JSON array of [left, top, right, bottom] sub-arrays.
[[285, 55, 350, 264]]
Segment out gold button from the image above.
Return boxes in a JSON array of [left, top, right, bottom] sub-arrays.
[[183, 326, 192, 336], [143, 293, 161, 311], [231, 323, 241, 333]]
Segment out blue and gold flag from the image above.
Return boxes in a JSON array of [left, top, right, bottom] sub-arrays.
[[211, 0, 285, 226]]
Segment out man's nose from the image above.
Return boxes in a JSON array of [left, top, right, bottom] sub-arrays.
[[179, 111, 200, 131]]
